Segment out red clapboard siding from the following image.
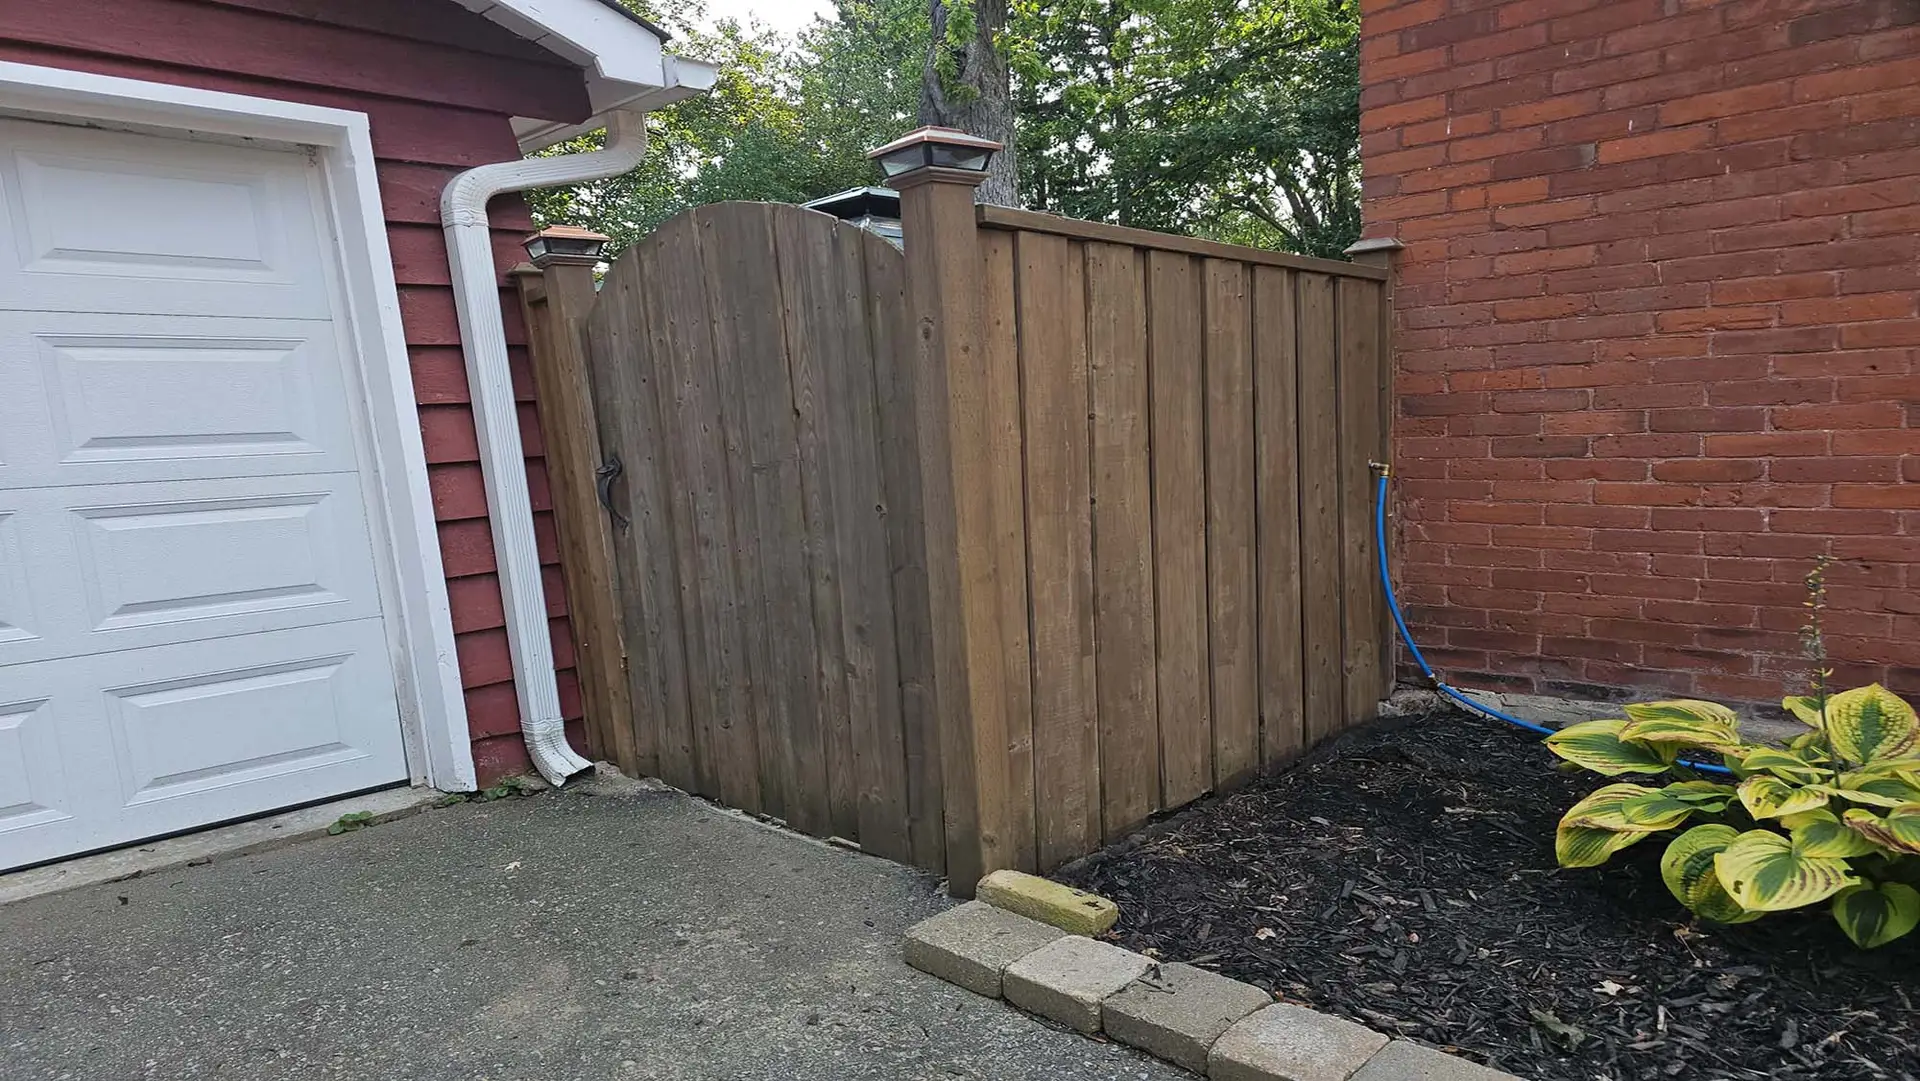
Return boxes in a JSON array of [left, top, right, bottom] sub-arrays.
[[0, 0, 599, 783], [5, 0, 588, 120]]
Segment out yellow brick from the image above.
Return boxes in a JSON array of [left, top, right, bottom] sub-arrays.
[[976, 870, 1119, 936]]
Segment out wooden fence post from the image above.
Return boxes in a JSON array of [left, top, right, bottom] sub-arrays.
[[1345, 236, 1404, 702], [511, 230, 640, 777], [890, 153, 1017, 896]]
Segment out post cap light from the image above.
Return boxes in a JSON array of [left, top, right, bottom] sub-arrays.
[[868, 126, 1003, 182], [524, 224, 611, 266]]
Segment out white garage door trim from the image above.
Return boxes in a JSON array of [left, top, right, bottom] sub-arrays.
[[0, 61, 475, 792]]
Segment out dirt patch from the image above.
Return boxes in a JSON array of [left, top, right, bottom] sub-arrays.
[[1056, 708, 1919, 1081]]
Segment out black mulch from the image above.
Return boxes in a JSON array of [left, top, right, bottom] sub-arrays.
[[1055, 707, 1920, 1081]]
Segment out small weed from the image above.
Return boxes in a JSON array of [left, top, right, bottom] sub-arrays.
[[327, 810, 376, 836]]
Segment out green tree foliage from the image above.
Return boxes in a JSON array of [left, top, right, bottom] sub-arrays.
[[530, 0, 1359, 257]]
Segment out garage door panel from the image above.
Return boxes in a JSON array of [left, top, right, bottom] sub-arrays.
[[0, 117, 332, 319], [0, 510, 36, 647], [0, 620, 406, 870], [0, 697, 75, 837], [0, 475, 386, 667], [0, 314, 361, 489]]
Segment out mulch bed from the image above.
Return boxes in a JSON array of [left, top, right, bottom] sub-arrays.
[[1055, 706, 1920, 1081]]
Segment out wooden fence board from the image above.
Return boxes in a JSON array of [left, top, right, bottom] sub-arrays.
[[1296, 273, 1344, 745], [775, 212, 858, 840], [979, 230, 1037, 872], [692, 204, 799, 823], [1148, 250, 1212, 808], [1087, 242, 1158, 840], [1338, 279, 1386, 727], [1253, 266, 1305, 767], [1018, 231, 1098, 870], [862, 230, 943, 870], [1204, 259, 1258, 788], [819, 226, 911, 863]]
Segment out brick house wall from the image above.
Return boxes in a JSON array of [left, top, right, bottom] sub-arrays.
[[1357, 0, 1919, 706], [2, 0, 593, 782]]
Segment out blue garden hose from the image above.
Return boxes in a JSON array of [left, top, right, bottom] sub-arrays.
[[1372, 467, 1734, 776]]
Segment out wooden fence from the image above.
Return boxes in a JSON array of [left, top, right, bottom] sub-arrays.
[[519, 187, 1393, 894]]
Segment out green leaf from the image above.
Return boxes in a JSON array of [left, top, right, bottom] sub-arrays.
[[1791, 816, 1878, 858], [1659, 825, 1758, 924], [1620, 782, 1732, 828], [1561, 783, 1659, 830], [1842, 805, 1920, 856], [1556, 824, 1653, 869], [1832, 881, 1920, 948], [1738, 775, 1830, 820], [1545, 720, 1680, 776], [1824, 684, 1919, 765], [1714, 829, 1858, 911], [1783, 695, 1826, 729], [1839, 772, 1920, 807], [1741, 747, 1825, 784], [1620, 700, 1743, 751]]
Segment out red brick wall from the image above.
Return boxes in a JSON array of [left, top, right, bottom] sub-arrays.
[[1358, 0, 1920, 707], [3, 0, 594, 781]]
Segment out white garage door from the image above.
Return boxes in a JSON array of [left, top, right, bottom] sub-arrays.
[[0, 117, 410, 870]]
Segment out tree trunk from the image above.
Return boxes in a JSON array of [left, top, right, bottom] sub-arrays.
[[921, 0, 1019, 206]]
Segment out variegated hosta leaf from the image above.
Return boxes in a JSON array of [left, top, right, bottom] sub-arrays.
[[1545, 720, 1681, 776], [1620, 700, 1744, 751], [1838, 773, 1920, 807], [1789, 729, 1827, 754], [1741, 747, 1826, 784], [1832, 881, 1920, 949], [1791, 816, 1879, 858], [1738, 775, 1830, 820], [1815, 782, 1920, 810], [1620, 781, 1734, 828], [1824, 684, 1919, 765], [1779, 807, 1837, 829], [1714, 829, 1858, 911], [1556, 824, 1653, 869], [1659, 825, 1759, 924], [1561, 783, 1659, 830], [1842, 805, 1920, 856], [1782, 695, 1826, 729]]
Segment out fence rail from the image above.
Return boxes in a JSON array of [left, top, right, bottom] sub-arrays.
[[523, 191, 1393, 892]]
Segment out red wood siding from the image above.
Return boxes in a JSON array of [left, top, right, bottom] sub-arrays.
[[0, 0, 597, 781]]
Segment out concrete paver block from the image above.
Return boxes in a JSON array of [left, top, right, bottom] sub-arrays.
[[1349, 1039, 1523, 1081], [1103, 962, 1273, 1073], [903, 900, 1069, 998], [1209, 1003, 1390, 1081], [1003, 935, 1153, 1034], [977, 869, 1120, 935]]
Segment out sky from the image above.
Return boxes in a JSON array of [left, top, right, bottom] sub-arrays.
[[702, 0, 838, 36]]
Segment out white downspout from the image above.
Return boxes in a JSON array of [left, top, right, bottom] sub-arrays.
[[440, 109, 649, 785]]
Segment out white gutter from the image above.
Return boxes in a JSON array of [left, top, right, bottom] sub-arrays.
[[439, 108, 650, 785]]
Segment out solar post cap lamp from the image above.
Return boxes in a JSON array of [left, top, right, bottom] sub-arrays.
[[868, 125, 1003, 179], [524, 224, 611, 267]]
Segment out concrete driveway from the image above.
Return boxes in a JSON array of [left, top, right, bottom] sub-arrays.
[[0, 773, 1181, 1081]]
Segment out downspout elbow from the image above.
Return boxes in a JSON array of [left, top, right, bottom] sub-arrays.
[[439, 109, 649, 786]]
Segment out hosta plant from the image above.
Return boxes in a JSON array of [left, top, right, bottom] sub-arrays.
[[1548, 685, 1920, 948]]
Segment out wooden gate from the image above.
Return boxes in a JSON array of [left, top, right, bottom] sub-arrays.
[[527, 196, 1394, 890], [579, 203, 938, 868]]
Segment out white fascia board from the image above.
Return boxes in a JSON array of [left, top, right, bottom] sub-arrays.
[[454, 0, 667, 86], [512, 55, 720, 153]]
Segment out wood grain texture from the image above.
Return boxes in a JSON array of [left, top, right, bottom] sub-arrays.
[[1295, 273, 1344, 747], [1252, 266, 1304, 769], [1086, 242, 1159, 840], [775, 212, 857, 840], [1018, 232, 1098, 871], [863, 230, 945, 871], [1204, 259, 1258, 789], [693, 204, 793, 822], [514, 266, 639, 776], [1337, 279, 1387, 728], [978, 206, 1389, 281], [1147, 251, 1213, 808], [587, 248, 693, 789]]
